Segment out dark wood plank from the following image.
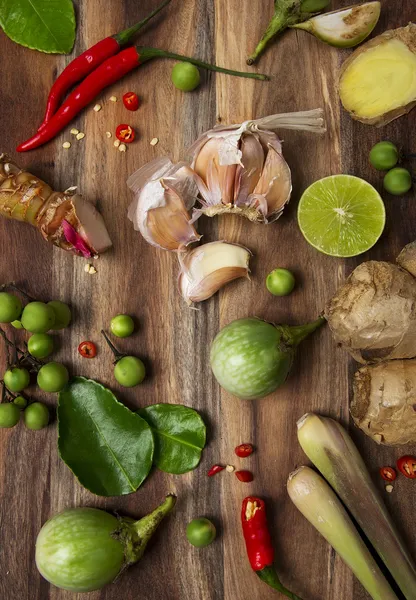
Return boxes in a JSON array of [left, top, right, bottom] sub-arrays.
[[0, 1, 415, 599]]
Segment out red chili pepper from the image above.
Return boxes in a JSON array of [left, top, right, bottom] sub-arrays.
[[235, 470, 254, 482], [116, 124, 135, 143], [241, 497, 304, 599], [397, 456, 416, 479], [207, 464, 225, 477], [380, 466, 397, 482], [123, 92, 140, 111], [17, 49, 268, 152], [78, 341, 97, 358], [37, 0, 170, 128], [235, 443, 254, 458]]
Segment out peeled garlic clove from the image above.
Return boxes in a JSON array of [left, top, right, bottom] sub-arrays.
[[127, 157, 200, 251], [292, 2, 381, 48], [178, 241, 251, 305], [250, 146, 292, 221]]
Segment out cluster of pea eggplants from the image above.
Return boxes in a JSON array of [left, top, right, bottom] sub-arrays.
[[369, 141, 415, 196], [0, 286, 72, 431]]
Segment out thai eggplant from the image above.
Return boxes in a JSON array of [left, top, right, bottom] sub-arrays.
[[210, 316, 324, 399], [35, 494, 176, 592], [0, 154, 111, 257], [292, 2, 381, 48], [247, 0, 331, 64]]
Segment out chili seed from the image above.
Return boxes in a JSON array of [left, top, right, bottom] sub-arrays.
[[106, 131, 112, 138], [62, 142, 71, 149], [93, 104, 102, 112], [385, 484, 394, 493], [76, 132, 85, 140], [226, 465, 235, 473], [114, 140, 120, 148], [119, 144, 127, 153], [70, 128, 79, 135], [109, 96, 117, 102], [150, 137, 159, 146]]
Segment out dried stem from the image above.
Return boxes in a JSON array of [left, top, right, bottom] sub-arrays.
[[0, 282, 34, 301], [100, 330, 123, 362]]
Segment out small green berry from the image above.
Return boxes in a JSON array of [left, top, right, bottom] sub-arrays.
[[110, 314, 135, 338], [24, 402, 49, 430], [0, 402, 21, 428], [13, 396, 28, 409]]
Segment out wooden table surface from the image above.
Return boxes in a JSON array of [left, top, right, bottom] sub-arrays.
[[1, 1, 415, 599]]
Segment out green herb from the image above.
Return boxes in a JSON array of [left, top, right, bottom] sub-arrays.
[[58, 377, 154, 496], [0, 0, 76, 54], [139, 404, 206, 474]]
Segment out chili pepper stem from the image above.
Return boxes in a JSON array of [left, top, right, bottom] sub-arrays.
[[137, 47, 270, 81], [114, 0, 171, 46], [100, 329, 124, 362], [257, 566, 305, 600]]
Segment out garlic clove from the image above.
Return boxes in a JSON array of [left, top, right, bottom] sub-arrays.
[[127, 157, 200, 251], [146, 182, 201, 251], [250, 146, 292, 221], [234, 133, 264, 205], [178, 241, 251, 305], [193, 137, 237, 206]]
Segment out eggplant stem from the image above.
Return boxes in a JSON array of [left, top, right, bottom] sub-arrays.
[[0, 282, 34, 301], [137, 46, 270, 80], [247, 12, 289, 65], [100, 329, 124, 361], [286, 316, 325, 346]]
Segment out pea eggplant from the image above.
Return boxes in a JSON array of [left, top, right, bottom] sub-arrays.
[[36, 494, 176, 592], [210, 316, 324, 399]]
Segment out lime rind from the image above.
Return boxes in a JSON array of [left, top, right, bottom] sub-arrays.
[[297, 175, 385, 257]]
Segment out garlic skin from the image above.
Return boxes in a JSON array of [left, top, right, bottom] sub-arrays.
[[127, 157, 200, 251], [188, 109, 325, 223], [178, 241, 251, 305]]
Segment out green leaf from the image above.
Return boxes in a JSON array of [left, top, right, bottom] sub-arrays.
[[58, 377, 154, 497], [139, 404, 206, 475], [0, 0, 76, 54]]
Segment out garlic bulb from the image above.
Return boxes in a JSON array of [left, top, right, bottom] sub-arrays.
[[127, 157, 200, 251], [188, 109, 325, 223], [178, 241, 251, 305]]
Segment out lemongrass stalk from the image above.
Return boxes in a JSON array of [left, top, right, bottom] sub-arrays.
[[297, 414, 416, 600], [287, 467, 399, 600]]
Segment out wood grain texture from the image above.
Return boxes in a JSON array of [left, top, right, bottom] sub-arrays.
[[0, 1, 415, 599]]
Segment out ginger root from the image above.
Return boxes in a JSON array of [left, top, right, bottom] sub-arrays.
[[325, 253, 416, 364], [339, 24, 416, 126], [0, 154, 111, 257], [352, 360, 416, 446]]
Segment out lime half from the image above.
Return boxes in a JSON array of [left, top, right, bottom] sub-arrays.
[[297, 175, 385, 257]]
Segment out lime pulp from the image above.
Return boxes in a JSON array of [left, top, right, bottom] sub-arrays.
[[297, 175, 385, 257]]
